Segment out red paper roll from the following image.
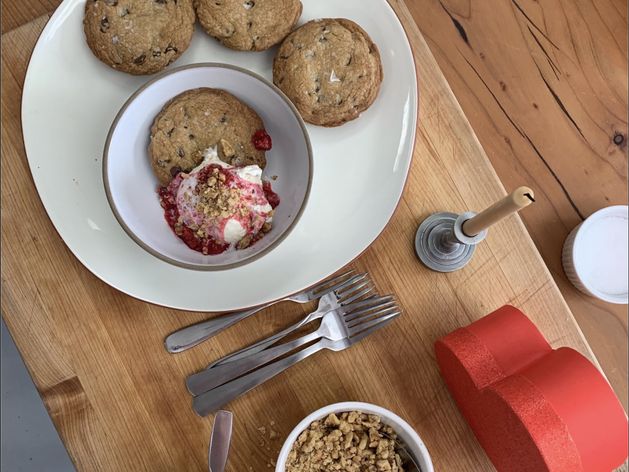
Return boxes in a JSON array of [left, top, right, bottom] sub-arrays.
[[435, 305, 628, 472]]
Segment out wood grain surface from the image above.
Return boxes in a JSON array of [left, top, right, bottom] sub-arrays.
[[407, 0, 628, 412], [1, 1, 626, 472]]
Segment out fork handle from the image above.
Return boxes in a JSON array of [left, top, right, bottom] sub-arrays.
[[164, 303, 275, 353], [207, 303, 331, 368], [187, 331, 321, 395], [193, 340, 327, 416]]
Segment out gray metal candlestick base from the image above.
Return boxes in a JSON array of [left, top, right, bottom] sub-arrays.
[[415, 211, 488, 272]]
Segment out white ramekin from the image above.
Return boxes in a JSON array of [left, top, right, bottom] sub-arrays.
[[276, 402, 433, 472], [562, 205, 628, 304]]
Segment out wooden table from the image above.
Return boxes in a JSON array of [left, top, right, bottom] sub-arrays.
[[1, 1, 626, 471]]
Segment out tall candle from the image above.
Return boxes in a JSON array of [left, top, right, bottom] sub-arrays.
[[462, 187, 535, 237]]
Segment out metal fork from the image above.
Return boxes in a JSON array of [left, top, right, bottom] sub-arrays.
[[164, 270, 357, 353], [204, 273, 374, 369], [187, 296, 397, 395], [192, 298, 401, 416]]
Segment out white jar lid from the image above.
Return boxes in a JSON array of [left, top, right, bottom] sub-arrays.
[[571, 205, 628, 304]]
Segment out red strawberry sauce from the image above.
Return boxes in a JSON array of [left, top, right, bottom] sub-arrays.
[[252, 129, 272, 151], [263, 181, 280, 209], [158, 175, 229, 255]]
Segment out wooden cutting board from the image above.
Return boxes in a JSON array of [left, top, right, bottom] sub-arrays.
[[0, 1, 609, 470]]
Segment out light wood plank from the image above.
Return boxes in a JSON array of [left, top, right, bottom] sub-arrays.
[[1, 0, 61, 33], [408, 0, 628, 408], [2, 0, 626, 415]]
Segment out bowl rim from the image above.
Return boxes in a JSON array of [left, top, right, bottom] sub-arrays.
[[275, 401, 434, 472], [102, 62, 314, 271]]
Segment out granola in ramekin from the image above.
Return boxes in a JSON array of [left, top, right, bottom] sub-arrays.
[[285, 411, 406, 472]]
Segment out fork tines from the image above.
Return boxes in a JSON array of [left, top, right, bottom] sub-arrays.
[[310, 270, 355, 298], [342, 296, 400, 337], [336, 274, 375, 305]]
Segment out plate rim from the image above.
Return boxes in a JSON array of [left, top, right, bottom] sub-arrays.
[[102, 62, 314, 271], [21, 0, 419, 313]]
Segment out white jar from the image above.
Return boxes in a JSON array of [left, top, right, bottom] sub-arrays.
[[562, 205, 628, 304]]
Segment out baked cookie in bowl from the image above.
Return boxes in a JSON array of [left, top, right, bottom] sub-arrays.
[[149, 88, 268, 186], [103, 63, 312, 270]]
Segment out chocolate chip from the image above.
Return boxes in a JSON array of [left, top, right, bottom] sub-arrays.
[[188, 134, 195, 140], [155, 0, 167, 3], [133, 54, 146, 65], [170, 166, 182, 177], [119, 7, 129, 16], [247, 21, 253, 30], [177, 147, 185, 157], [220, 114, 228, 123], [165, 44, 178, 53], [167, 128, 175, 137], [152, 49, 162, 57], [105, 0, 118, 5], [100, 17, 110, 32]]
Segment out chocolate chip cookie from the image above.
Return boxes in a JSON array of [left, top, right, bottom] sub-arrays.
[[84, 0, 195, 75], [149, 88, 267, 185], [273, 18, 383, 127], [194, 0, 302, 51]]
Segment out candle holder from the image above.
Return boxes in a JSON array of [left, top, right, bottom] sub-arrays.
[[415, 211, 487, 272], [415, 187, 535, 273]]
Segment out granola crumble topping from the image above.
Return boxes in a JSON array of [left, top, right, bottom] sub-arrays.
[[286, 412, 406, 472]]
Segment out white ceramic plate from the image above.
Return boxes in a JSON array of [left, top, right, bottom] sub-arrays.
[[22, 0, 417, 312]]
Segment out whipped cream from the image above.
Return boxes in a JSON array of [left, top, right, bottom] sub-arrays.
[[201, 147, 266, 186]]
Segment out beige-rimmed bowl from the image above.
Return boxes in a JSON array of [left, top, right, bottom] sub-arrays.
[[103, 63, 312, 271], [276, 402, 434, 471]]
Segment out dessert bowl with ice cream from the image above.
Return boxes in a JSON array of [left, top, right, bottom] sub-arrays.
[[103, 63, 312, 270]]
